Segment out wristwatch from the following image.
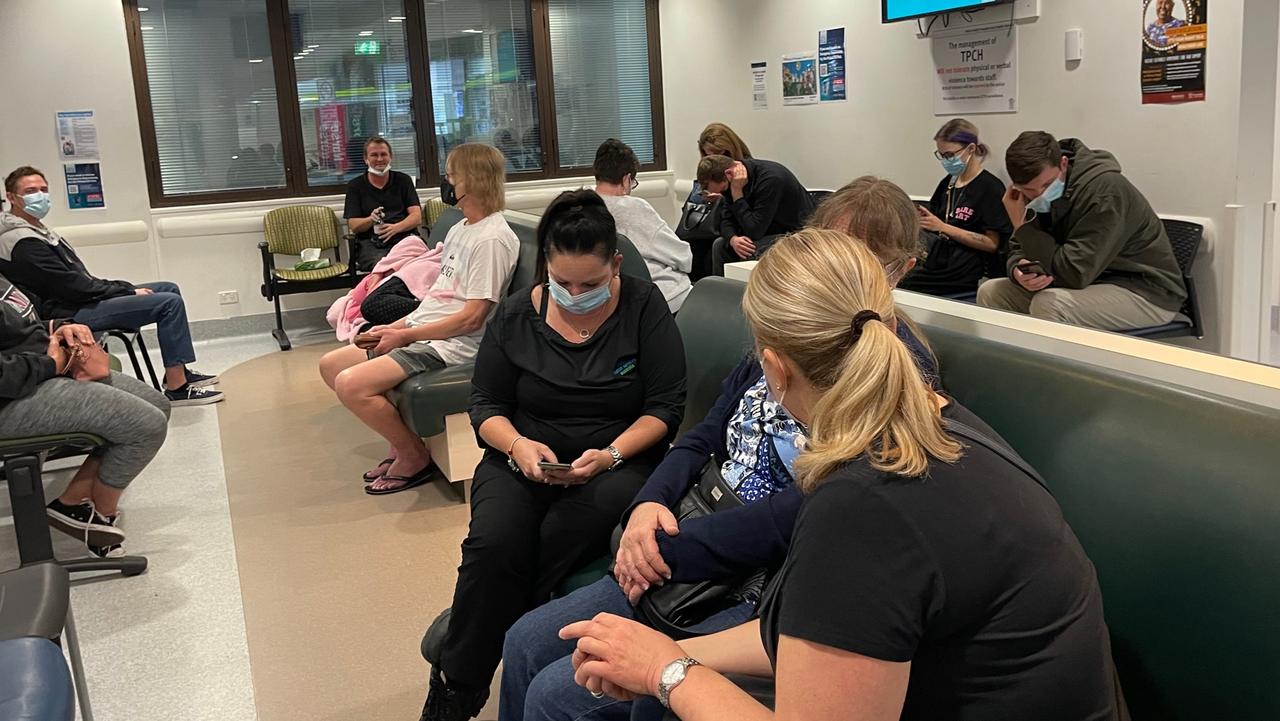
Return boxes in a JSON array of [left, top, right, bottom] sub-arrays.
[[657, 657, 701, 708], [605, 445, 624, 470]]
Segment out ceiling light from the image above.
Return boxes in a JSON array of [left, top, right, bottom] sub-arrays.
[[231, 155, 239, 160], [388, 17, 403, 22], [251, 100, 261, 104], [358, 30, 374, 36], [249, 58, 264, 63], [139, 6, 149, 10], [307, 44, 319, 48], [294, 55, 304, 60], [141, 25, 154, 30], [462, 28, 483, 33]]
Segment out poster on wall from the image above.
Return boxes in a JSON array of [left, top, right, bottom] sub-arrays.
[[1141, 0, 1207, 104], [55, 110, 100, 161], [64, 163, 105, 210], [818, 28, 846, 102], [751, 61, 769, 110], [781, 52, 818, 106], [931, 25, 1018, 115]]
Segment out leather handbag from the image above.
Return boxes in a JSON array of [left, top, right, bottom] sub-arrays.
[[675, 185, 722, 244], [51, 323, 111, 382], [623, 456, 771, 640]]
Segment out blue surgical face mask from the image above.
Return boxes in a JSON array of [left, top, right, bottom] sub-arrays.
[[19, 191, 50, 220], [939, 152, 969, 178], [1027, 176, 1065, 214], [548, 277, 612, 315]]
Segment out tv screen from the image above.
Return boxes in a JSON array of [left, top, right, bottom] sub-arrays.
[[883, 0, 1005, 23]]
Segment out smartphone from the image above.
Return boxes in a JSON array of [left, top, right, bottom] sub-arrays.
[[537, 462, 573, 471], [354, 333, 379, 349], [1017, 261, 1047, 276]]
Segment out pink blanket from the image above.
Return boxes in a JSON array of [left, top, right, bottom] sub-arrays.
[[326, 236, 443, 341]]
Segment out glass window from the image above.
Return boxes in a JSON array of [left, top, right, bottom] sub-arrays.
[[288, 0, 418, 187], [423, 0, 542, 173], [547, 0, 653, 169], [137, 0, 287, 196]]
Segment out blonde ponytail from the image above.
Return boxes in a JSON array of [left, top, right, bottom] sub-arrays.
[[742, 229, 961, 490]]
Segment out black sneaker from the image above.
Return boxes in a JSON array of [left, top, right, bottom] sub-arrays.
[[419, 667, 489, 721], [165, 384, 224, 406], [89, 541, 125, 558], [47, 499, 126, 547], [185, 368, 220, 388]]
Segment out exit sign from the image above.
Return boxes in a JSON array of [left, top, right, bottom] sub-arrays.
[[354, 40, 382, 55]]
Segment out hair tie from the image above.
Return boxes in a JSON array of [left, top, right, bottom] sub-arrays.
[[850, 310, 882, 343]]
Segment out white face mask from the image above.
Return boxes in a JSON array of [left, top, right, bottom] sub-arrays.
[[368, 165, 390, 177]]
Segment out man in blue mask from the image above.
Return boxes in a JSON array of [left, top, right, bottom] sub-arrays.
[[976, 132, 1187, 332], [0, 166, 222, 406]]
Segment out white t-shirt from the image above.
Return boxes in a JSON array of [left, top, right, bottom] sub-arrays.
[[405, 211, 519, 365], [601, 194, 693, 313]]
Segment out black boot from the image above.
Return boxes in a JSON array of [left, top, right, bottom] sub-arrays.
[[418, 667, 489, 721]]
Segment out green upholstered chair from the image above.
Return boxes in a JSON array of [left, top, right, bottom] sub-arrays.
[[259, 204, 359, 351]]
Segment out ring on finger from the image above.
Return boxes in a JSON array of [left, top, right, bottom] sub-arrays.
[[590, 690, 605, 699]]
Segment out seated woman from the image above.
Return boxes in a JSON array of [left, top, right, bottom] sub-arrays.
[[319, 143, 519, 494], [562, 229, 1121, 720], [499, 177, 940, 721], [899, 118, 1012, 298], [418, 190, 687, 721], [0, 276, 169, 558]]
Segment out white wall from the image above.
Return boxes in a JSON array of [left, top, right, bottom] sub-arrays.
[[660, 0, 1248, 355]]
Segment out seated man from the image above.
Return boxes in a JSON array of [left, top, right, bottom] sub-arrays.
[[697, 154, 814, 275], [345, 136, 423, 271], [977, 132, 1187, 331], [593, 138, 693, 313], [0, 166, 221, 406]]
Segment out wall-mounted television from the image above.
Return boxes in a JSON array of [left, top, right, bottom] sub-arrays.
[[882, 0, 1006, 24]]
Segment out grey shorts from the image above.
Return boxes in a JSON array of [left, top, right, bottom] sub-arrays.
[[380, 342, 447, 377]]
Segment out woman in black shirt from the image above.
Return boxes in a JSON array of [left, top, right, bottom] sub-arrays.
[[420, 190, 686, 720], [900, 119, 1013, 297], [560, 229, 1120, 721]]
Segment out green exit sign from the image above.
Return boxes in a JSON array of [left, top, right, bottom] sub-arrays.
[[354, 40, 382, 55]]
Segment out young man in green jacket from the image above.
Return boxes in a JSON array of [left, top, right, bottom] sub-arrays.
[[977, 132, 1187, 331]]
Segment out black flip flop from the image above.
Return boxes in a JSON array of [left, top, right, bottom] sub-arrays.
[[365, 462, 441, 495], [363, 457, 395, 483]]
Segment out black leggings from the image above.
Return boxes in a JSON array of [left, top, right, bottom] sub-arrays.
[[438, 452, 654, 686]]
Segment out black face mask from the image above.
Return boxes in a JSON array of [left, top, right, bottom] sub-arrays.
[[440, 177, 464, 207]]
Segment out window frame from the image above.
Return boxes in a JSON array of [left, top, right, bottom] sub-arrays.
[[122, 0, 666, 208]]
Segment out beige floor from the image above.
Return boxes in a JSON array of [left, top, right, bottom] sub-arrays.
[[217, 343, 501, 720]]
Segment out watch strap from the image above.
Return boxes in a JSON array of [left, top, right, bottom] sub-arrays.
[[605, 445, 623, 470], [658, 657, 701, 708]]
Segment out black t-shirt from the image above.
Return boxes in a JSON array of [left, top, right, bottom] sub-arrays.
[[900, 170, 1012, 295], [469, 275, 687, 465], [760, 400, 1118, 721], [343, 171, 422, 244]]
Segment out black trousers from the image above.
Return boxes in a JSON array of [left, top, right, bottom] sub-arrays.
[[438, 452, 655, 687], [711, 234, 783, 277]]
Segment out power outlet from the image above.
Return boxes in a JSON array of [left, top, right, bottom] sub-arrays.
[[218, 290, 240, 305]]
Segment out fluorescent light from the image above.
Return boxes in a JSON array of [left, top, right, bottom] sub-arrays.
[[294, 55, 304, 60], [140, 25, 154, 30], [231, 155, 239, 160], [249, 58, 264, 63], [358, 30, 374, 36], [307, 44, 319, 48], [139, 6, 149, 10], [251, 100, 261, 104], [388, 17, 403, 22], [462, 28, 484, 33]]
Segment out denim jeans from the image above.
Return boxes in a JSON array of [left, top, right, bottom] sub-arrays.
[[72, 281, 196, 369], [500, 576, 756, 721]]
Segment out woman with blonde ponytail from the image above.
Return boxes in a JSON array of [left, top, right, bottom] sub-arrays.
[[562, 229, 1121, 721]]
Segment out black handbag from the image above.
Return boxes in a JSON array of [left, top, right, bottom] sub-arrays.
[[621, 456, 771, 640], [675, 184, 722, 244]]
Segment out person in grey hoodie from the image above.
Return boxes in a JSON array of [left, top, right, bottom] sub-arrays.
[[977, 132, 1187, 331], [0, 166, 221, 406], [0, 275, 169, 558]]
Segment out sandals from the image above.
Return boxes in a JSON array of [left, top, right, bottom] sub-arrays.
[[365, 462, 442, 495], [363, 457, 395, 483]]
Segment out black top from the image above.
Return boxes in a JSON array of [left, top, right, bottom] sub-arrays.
[[718, 158, 815, 243], [469, 275, 687, 465], [0, 279, 57, 404], [0, 216, 134, 318], [343, 171, 422, 244], [900, 170, 1011, 296], [760, 400, 1118, 721]]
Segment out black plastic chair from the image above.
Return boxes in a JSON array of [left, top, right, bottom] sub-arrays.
[[1124, 219, 1204, 339], [102, 330, 161, 390]]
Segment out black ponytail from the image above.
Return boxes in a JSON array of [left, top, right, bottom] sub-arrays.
[[535, 189, 618, 284]]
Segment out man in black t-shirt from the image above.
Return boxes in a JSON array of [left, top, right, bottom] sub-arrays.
[[343, 137, 422, 271], [697, 154, 814, 275]]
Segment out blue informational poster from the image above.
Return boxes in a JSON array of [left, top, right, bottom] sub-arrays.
[[64, 163, 105, 210], [819, 27, 846, 102]]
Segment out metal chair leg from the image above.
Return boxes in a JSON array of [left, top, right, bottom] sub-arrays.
[[131, 332, 163, 390], [272, 290, 291, 351], [63, 602, 95, 721], [109, 331, 147, 383]]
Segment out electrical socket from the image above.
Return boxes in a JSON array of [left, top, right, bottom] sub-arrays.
[[218, 290, 240, 305]]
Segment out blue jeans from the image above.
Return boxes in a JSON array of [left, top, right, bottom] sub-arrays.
[[72, 281, 196, 369], [501, 576, 755, 721]]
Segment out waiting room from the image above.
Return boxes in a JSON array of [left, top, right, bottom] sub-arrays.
[[1, 1, 1279, 720]]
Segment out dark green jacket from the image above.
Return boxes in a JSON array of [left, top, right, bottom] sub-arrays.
[[1007, 139, 1187, 312]]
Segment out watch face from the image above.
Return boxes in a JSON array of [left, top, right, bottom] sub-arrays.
[[661, 661, 686, 686]]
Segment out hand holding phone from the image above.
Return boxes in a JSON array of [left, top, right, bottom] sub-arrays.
[[354, 332, 380, 350], [537, 461, 573, 472], [1017, 260, 1046, 276]]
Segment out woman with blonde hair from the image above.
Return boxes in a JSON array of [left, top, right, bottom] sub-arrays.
[[498, 178, 940, 721], [319, 143, 519, 494], [562, 228, 1120, 721], [697, 123, 752, 161]]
